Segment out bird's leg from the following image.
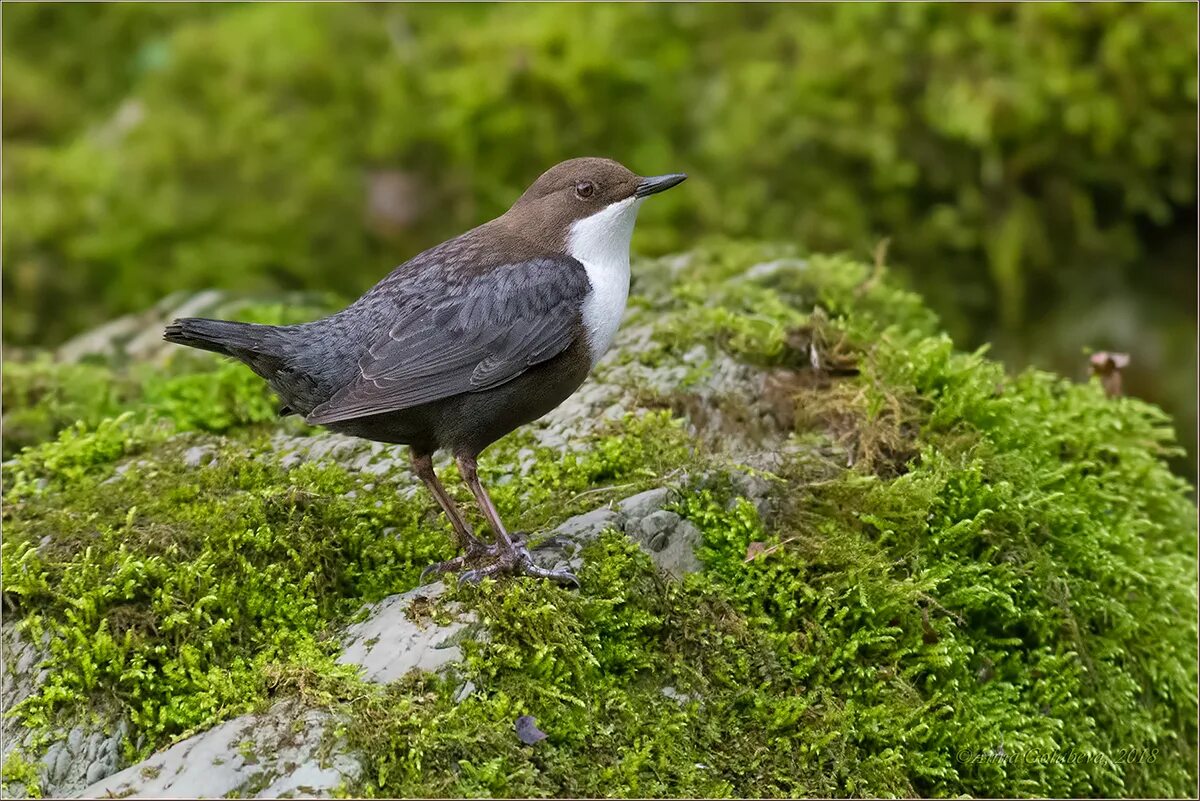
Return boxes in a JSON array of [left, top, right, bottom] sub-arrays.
[[410, 451, 490, 579], [454, 454, 579, 587]]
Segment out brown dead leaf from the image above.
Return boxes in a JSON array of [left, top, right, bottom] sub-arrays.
[[745, 541, 768, 562], [744, 537, 800, 563]]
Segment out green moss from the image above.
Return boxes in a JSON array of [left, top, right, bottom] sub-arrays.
[[654, 244, 1196, 795], [1, 402, 694, 772], [481, 411, 691, 536], [1, 750, 44, 799], [140, 360, 280, 434], [2, 356, 285, 459], [1, 359, 138, 458], [4, 413, 169, 499], [3, 432, 423, 750], [2, 243, 1195, 797], [316, 245, 1197, 798], [340, 533, 819, 798]]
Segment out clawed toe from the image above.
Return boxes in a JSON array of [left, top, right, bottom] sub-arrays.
[[426, 540, 579, 588], [420, 554, 470, 581], [412, 452, 579, 589], [420, 541, 494, 582], [521, 561, 580, 587], [458, 561, 509, 586]]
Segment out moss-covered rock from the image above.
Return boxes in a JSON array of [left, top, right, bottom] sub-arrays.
[[2, 243, 1195, 798]]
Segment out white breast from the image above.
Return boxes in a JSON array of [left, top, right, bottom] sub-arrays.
[[567, 196, 643, 366]]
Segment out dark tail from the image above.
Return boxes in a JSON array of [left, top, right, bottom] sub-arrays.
[[165, 317, 317, 417], [163, 317, 279, 360]]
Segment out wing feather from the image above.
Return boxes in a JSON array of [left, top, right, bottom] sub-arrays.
[[306, 255, 589, 424]]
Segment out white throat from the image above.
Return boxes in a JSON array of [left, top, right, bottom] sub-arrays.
[[567, 196, 642, 366]]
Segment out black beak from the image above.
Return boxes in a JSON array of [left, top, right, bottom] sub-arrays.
[[635, 173, 688, 198]]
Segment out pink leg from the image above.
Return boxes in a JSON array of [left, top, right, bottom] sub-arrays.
[[410, 451, 487, 579]]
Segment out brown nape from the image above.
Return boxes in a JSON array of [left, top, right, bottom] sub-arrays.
[[501, 156, 641, 251]]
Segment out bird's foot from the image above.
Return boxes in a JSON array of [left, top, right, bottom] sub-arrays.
[[460, 540, 579, 587], [419, 536, 491, 581], [420, 552, 472, 582], [421, 534, 578, 588]]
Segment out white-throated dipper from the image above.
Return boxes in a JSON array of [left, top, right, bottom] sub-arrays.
[[164, 157, 686, 585]]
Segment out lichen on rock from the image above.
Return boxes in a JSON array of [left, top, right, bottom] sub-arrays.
[[2, 243, 1196, 798]]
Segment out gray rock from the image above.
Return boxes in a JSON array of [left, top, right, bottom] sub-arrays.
[[660, 686, 696, 704], [182, 445, 217, 469], [616, 488, 673, 520], [633, 509, 682, 543], [84, 758, 108, 786], [725, 464, 777, 519], [270, 433, 413, 479], [337, 582, 474, 684], [258, 756, 360, 799], [75, 702, 357, 799], [2, 622, 49, 715], [166, 289, 228, 323], [44, 742, 68, 784], [745, 258, 808, 280], [682, 345, 709, 365], [645, 520, 703, 578], [531, 484, 704, 579], [549, 507, 620, 544], [56, 289, 330, 366], [2, 718, 131, 799], [56, 315, 145, 363]]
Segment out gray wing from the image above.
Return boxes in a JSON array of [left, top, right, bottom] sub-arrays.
[[306, 255, 590, 424]]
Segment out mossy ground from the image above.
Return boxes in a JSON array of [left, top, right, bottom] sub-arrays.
[[2, 243, 1196, 797]]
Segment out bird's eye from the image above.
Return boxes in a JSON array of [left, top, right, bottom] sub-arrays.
[[575, 181, 595, 200]]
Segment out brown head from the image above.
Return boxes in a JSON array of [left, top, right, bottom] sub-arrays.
[[501, 157, 686, 253]]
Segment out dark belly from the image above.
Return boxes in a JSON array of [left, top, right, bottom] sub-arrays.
[[325, 337, 594, 456]]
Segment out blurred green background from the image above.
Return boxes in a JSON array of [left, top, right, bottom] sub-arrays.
[[3, 2, 1197, 473]]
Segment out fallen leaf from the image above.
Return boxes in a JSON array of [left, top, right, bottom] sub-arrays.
[[745, 541, 768, 562], [744, 537, 800, 563], [514, 715, 547, 745]]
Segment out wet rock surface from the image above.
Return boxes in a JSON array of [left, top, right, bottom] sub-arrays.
[[77, 703, 357, 799], [336, 581, 476, 684]]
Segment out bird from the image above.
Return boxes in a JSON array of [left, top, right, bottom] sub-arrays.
[[164, 157, 686, 585]]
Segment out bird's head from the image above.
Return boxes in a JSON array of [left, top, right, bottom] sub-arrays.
[[504, 157, 686, 259]]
